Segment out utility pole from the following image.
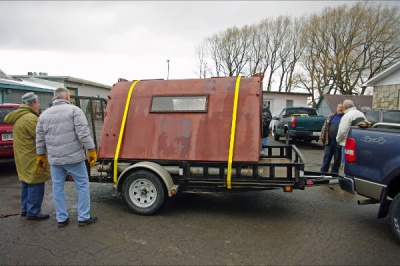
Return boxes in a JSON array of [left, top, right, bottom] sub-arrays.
[[166, 60, 170, 80]]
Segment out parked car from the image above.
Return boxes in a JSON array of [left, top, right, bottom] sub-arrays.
[[0, 103, 20, 162]]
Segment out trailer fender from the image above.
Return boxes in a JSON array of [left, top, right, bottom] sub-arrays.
[[116, 161, 178, 197]]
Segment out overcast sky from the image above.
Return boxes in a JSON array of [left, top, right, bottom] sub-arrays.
[[1, 1, 397, 86]]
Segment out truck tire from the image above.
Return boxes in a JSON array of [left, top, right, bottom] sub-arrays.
[[285, 131, 291, 145], [389, 193, 400, 243], [274, 130, 280, 141], [122, 170, 166, 215]]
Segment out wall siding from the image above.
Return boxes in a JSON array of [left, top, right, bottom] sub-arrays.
[[373, 85, 400, 110]]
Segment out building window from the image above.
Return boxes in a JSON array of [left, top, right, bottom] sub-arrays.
[[286, 99, 294, 107], [263, 99, 272, 109], [150, 95, 208, 113]]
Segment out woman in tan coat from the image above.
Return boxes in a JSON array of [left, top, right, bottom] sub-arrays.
[[4, 92, 50, 220]]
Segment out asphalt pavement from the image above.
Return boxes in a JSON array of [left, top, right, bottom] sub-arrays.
[[1, 137, 400, 265]]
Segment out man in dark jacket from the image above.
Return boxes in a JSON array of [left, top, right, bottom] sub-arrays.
[[319, 103, 344, 174], [261, 104, 272, 154]]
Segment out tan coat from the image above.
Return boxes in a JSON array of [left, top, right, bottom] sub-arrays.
[[4, 104, 50, 184], [319, 113, 335, 146]]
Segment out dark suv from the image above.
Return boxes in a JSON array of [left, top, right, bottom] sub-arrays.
[[0, 103, 20, 162]]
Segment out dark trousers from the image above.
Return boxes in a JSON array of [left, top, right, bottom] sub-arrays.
[[21, 182, 45, 216], [320, 139, 342, 174]]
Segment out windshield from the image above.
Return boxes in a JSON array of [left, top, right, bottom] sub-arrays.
[[286, 108, 318, 116]]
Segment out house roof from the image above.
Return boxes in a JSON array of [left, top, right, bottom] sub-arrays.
[[0, 68, 14, 80], [0, 78, 56, 93], [364, 60, 400, 86], [264, 91, 312, 96], [12, 76, 63, 89], [12, 75, 111, 89], [321, 94, 373, 112]]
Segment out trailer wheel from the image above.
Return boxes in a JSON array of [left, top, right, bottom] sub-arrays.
[[389, 193, 400, 243], [122, 170, 166, 215]]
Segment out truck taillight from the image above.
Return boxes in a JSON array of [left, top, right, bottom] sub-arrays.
[[345, 137, 356, 163], [291, 117, 296, 127]]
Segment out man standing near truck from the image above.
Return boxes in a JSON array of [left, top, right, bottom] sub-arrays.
[[4, 92, 51, 220], [336, 99, 366, 167], [261, 103, 272, 155], [36, 87, 98, 227], [320, 103, 344, 174]]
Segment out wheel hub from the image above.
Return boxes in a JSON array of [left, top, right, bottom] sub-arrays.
[[140, 187, 148, 196], [129, 178, 157, 208]]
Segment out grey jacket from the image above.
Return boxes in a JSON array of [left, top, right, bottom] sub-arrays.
[[36, 99, 95, 165]]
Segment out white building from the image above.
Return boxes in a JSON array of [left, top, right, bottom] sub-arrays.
[[262, 91, 312, 117]]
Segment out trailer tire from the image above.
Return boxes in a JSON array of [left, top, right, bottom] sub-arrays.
[[389, 193, 400, 243], [122, 170, 166, 215]]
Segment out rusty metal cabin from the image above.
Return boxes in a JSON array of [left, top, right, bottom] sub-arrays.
[[98, 76, 263, 162]]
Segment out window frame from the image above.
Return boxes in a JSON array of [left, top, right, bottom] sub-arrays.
[[150, 94, 209, 113]]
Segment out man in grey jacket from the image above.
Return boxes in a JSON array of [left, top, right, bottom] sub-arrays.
[[36, 87, 98, 227]]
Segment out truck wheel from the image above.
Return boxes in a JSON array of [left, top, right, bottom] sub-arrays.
[[274, 130, 280, 141], [122, 170, 166, 215], [389, 193, 400, 243], [285, 131, 291, 145]]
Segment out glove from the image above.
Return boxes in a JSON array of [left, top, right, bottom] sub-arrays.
[[356, 121, 372, 128], [88, 149, 97, 167], [35, 155, 47, 173]]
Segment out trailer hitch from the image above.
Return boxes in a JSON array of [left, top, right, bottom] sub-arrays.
[[303, 171, 341, 187]]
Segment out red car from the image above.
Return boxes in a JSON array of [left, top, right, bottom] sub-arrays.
[[0, 103, 20, 162]]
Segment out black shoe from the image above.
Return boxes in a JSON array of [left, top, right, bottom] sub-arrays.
[[78, 216, 97, 226], [27, 213, 50, 220], [58, 218, 69, 227], [21, 212, 27, 217]]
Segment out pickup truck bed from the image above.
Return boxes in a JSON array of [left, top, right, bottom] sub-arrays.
[[273, 107, 325, 145], [340, 122, 400, 243]]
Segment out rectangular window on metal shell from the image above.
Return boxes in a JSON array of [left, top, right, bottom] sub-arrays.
[[150, 95, 208, 112]]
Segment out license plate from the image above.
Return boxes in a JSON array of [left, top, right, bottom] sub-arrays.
[[1, 133, 13, 141], [313, 132, 321, 136]]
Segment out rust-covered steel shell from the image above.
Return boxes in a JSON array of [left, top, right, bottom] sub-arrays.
[[98, 76, 263, 162]]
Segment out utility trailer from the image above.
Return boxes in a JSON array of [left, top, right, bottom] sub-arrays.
[[87, 76, 333, 215]]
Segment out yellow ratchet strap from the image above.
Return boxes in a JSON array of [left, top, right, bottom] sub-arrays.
[[227, 76, 241, 189], [113, 80, 140, 183]]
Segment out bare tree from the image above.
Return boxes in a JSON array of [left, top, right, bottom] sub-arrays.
[[246, 23, 267, 77], [195, 1, 400, 101], [276, 16, 305, 92], [205, 26, 253, 77], [247, 20, 271, 79], [206, 33, 224, 77], [194, 41, 209, 78], [299, 1, 400, 102]]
